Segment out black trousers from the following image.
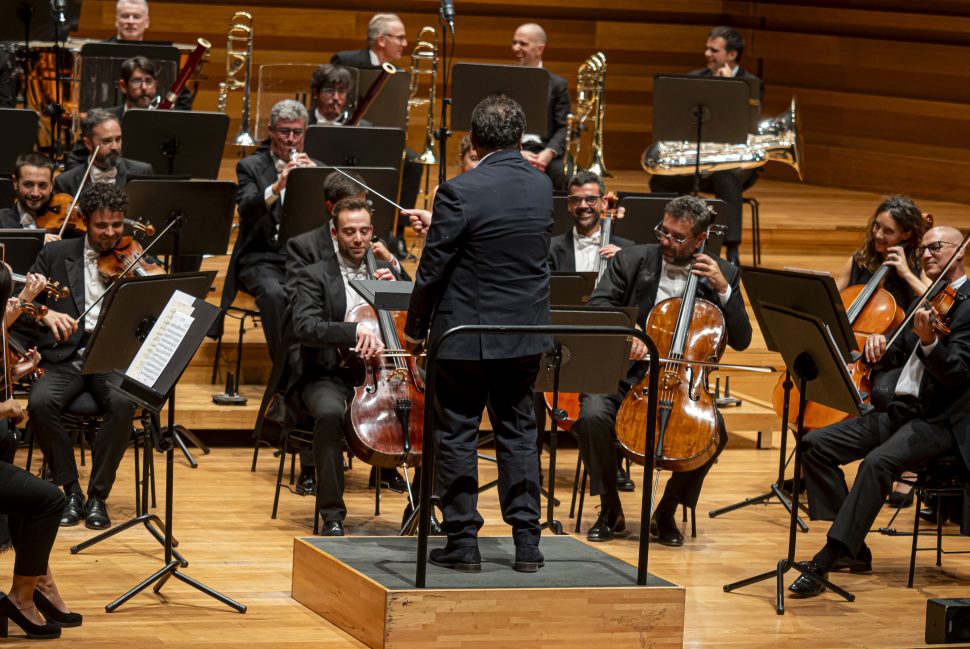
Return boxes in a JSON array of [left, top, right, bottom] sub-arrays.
[[802, 409, 958, 556], [522, 142, 565, 191], [237, 252, 286, 360], [571, 387, 728, 512], [434, 356, 542, 548], [649, 169, 756, 245], [27, 361, 134, 499], [301, 376, 355, 522]]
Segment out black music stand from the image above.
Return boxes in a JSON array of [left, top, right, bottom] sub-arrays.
[[550, 272, 597, 306], [535, 307, 635, 534], [619, 195, 727, 255], [551, 196, 572, 237], [450, 63, 549, 134], [73, 281, 245, 614], [122, 110, 229, 178], [709, 267, 857, 529], [304, 125, 406, 170], [0, 179, 13, 209], [0, 229, 44, 274], [279, 166, 400, 244], [724, 303, 867, 614], [652, 75, 750, 195], [77, 43, 179, 111], [0, 109, 38, 174]]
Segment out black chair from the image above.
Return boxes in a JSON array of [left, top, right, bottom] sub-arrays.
[[210, 293, 261, 387], [905, 456, 970, 588]]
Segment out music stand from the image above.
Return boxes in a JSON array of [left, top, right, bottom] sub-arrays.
[[73, 281, 246, 614], [535, 307, 636, 534], [0, 179, 12, 209], [77, 43, 179, 111], [0, 0, 80, 41], [618, 195, 726, 255], [122, 110, 229, 178], [0, 109, 38, 174], [353, 69, 410, 129], [278, 166, 400, 244], [304, 125, 406, 169], [551, 196, 573, 237], [0, 229, 44, 274], [653, 74, 750, 195], [724, 303, 867, 614], [450, 63, 549, 134], [709, 266, 857, 528], [550, 272, 597, 306]]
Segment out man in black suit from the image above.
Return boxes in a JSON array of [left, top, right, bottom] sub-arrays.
[[1, 153, 62, 244], [54, 110, 154, 197], [548, 171, 634, 273], [649, 26, 762, 265], [290, 198, 400, 536], [405, 95, 552, 573], [789, 225, 970, 598], [222, 99, 318, 361], [512, 23, 570, 191], [572, 195, 752, 545], [25, 183, 138, 530], [330, 13, 408, 70]]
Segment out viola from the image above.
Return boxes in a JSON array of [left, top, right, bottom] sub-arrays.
[[614, 225, 724, 471], [96, 236, 165, 284], [345, 247, 425, 468]]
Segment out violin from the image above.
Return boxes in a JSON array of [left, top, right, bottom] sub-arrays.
[[345, 246, 425, 469], [614, 223, 724, 471], [11, 272, 70, 302], [34, 193, 86, 235], [96, 236, 165, 284]]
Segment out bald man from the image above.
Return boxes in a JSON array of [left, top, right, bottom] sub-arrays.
[[789, 225, 970, 598], [511, 23, 570, 191]]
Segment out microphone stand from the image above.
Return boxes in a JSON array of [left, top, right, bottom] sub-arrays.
[[436, 8, 453, 187]]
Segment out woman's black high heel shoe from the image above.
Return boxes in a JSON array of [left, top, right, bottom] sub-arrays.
[[0, 595, 61, 639], [33, 590, 82, 627]]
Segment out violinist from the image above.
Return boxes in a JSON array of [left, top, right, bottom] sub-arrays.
[[288, 198, 400, 536], [548, 171, 633, 273], [0, 153, 61, 244], [22, 183, 138, 531], [790, 225, 970, 599], [571, 195, 751, 545]]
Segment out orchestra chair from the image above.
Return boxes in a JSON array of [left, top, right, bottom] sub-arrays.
[[210, 290, 261, 387]]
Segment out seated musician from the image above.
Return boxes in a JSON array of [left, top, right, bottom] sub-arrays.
[[1, 153, 61, 244], [648, 27, 763, 266], [548, 171, 633, 273], [289, 198, 401, 536], [24, 183, 139, 530], [221, 99, 318, 361], [571, 195, 752, 544], [54, 110, 154, 197], [789, 225, 970, 597], [511, 23, 570, 191], [308, 65, 354, 126]]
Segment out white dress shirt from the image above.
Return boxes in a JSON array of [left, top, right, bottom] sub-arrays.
[[17, 204, 38, 229], [82, 238, 107, 332], [572, 227, 601, 273], [655, 260, 732, 306]]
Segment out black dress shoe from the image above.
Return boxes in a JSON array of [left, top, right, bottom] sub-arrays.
[[887, 488, 914, 508], [586, 509, 625, 542], [513, 545, 545, 573], [788, 561, 828, 598], [369, 467, 408, 494], [649, 513, 684, 547], [616, 468, 635, 492], [919, 505, 939, 523], [401, 504, 444, 535], [831, 544, 872, 573], [429, 545, 481, 572], [295, 468, 315, 496], [321, 520, 345, 537], [60, 491, 85, 527], [84, 496, 110, 530]]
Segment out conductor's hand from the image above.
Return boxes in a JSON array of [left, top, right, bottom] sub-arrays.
[[691, 253, 729, 294], [863, 333, 887, 364], [355, 324, 384, 360], [913, 304, 939, 346], [406, 209, 432, 235], [0, 398, 22, 420], [43, 309, 78, 342], [629, 324, 649, 361]]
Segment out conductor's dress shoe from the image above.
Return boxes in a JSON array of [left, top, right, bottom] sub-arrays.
[[321, 520, 345, 537], [586, 508, 625, 542], [649, 513, 684, 547], [84, 496, 111, 530], [429, 545, 481, 572], [788, 561, 828, 598], [513, 545, 545, 573], [60, 491, 85, 527]]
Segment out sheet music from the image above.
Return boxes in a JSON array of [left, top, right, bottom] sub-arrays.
[[125, 290, 196, 388]]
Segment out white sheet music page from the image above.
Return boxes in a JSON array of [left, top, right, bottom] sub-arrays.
[[125, 290, 196, 388]]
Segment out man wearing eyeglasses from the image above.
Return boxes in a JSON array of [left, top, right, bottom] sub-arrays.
[[570, 195, 752, 545], [220, 99, 319, 361], [331, 13, 408, 70], [789, 225, 970, 599], [548, 171, 633, 273]]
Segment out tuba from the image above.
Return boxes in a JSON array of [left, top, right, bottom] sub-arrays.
[[406, 26, 438, 165], [216, 11, 255, 147], [564, 52, 611, 179], [643, 97, 803, 180]]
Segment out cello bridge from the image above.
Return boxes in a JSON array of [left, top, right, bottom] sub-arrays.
[[661, 370, 682, 390], [388, 368, 409, 383]]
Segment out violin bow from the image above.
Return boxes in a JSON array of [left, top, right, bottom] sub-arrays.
[[57, 146, 100, 239]]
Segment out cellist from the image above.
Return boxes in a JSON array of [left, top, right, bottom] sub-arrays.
[[571, 195, 752, 545]]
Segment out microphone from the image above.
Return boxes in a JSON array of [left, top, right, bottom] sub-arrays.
[[51, 0, 68, 24], [440, 0, 455, 33]]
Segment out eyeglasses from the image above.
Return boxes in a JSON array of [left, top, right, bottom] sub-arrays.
[[383, 33, 407, 42], [319, 86, 349, 96], [273, 127, 305, 137], [566, 195, 601, 206], [917, 240, 957, 256], [653, 223, 695, 245], [127, 78, 156, 88]]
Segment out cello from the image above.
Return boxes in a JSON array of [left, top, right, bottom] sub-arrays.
[[614, 223, 724, 471], [345, 246, 425, 469]]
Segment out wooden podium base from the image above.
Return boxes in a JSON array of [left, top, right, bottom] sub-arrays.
[[292, 536, 685, 649]]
